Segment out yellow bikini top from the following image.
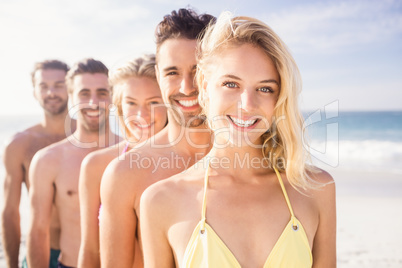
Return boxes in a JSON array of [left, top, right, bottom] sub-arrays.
[[181, 163, 313, 268]]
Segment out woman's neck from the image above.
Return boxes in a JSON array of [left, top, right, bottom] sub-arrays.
[[206, 139, 270, 178]]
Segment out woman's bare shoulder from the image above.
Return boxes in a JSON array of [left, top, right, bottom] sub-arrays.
[[310, 168, 335, 184], [307, 167, 336, 207]]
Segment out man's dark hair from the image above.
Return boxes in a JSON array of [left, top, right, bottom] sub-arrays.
[[155, 8, 216, 58], [65, 58, 109, 93], [31, 60, 70, 86]]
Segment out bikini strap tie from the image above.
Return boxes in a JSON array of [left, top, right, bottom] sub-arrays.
[[273, 167, 298, 229], [200, 157, 210, 232]]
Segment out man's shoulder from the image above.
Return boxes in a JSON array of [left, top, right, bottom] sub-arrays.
[[3, 122, 69, 154], [2, 126, 42, 160], [32, 138, 70, 163], [102, 145, 172, 192], [4, 124, 43, 149], [146, 157, 205, 190], [129, 129, 172, 154]]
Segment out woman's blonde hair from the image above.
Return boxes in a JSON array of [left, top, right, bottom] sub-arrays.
[[109, 54, 157, 140], [196, 12, 318, 190]]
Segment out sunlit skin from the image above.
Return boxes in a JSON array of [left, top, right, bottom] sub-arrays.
[[120, 76, 167, 142], [99, 38, 212, 268], [70, 73, 111, 133], [156, 38, 204, 128], [140, 44, 336, 268], [27, 71, 119, 268], [77, 75, 167, 268], [204, 44, 280, 148], [1, 67, 75, 268], [33, 69, 69, 115]]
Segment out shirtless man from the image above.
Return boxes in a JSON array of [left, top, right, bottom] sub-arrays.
[[99, 8, 215, 268], [1, 60, 75, 268], [27, 58, 120, 268]]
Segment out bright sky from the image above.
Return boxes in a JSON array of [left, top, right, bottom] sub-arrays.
[[0, 0, 401, 116]]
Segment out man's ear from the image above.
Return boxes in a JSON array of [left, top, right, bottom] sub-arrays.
[[32, 89, 37, 100]]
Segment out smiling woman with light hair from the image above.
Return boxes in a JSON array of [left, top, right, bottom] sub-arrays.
[[77, 54, 167, 268], [140, 12, 336, 268]]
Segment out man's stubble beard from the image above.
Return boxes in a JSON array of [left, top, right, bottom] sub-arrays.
[[168, 106, 205, 128], [43, 97, 69, 116], [80, 110, 108, 133], [168, 92, 205, 128]]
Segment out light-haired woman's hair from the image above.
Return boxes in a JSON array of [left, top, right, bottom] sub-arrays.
[[109, 54, 157, 140], [196, 12, 319, 190]]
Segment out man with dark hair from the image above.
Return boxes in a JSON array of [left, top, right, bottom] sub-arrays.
[[99, 8, 215, 268], [155, 8, 215, 49], [1, 59, 75, 268], [154, 8, 215, 129], [27, 58, 120, 268]]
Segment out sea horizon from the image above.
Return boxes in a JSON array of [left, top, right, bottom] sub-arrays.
[[1, 110, 402, 174]]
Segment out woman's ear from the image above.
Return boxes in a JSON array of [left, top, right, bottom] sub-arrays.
[[202, 79, 208, 93], [201, 75, 209, 103], [199, 71, 208, 93]]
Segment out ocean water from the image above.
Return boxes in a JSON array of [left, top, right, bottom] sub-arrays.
[[303, 111, 402, 174], [0, 111, 401, 175]]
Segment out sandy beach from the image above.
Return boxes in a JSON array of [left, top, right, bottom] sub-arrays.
[[0, 168, 401, 267], [333, 169, 402, 267]]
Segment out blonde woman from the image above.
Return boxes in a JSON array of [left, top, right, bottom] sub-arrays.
[[140, 13, 336, 268], [77, 54, 167, 268]]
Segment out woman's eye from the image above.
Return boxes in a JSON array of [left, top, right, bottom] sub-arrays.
[[223, 82, 238, 88], [258, 87, 273, 93], [149, 101, 161, 105]]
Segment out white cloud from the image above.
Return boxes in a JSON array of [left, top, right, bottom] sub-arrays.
[[300, 80, 402, 111], [0, 0, 157, 66], [263, 0, 402, 53]]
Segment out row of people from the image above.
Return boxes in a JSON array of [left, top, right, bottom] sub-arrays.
[[2, 7, 336, 268]]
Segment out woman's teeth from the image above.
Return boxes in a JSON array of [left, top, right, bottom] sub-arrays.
[[229, 116, 258, 127]]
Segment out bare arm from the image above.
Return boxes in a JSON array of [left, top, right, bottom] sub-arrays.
[[312, 172, 337, 268], [27, 150, 55, 267], [77, 154, 106, 268], [140, 183, 175, 268], [99, 160, 137, 268], [1, 139, 24, 268]]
